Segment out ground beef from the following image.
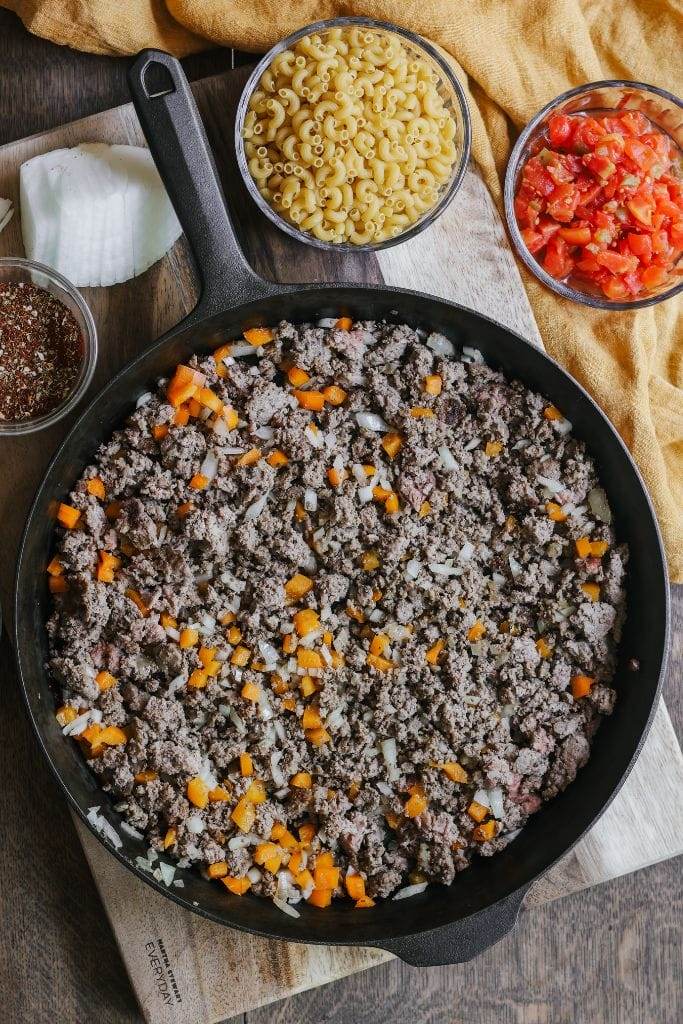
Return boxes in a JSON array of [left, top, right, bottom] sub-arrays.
[[48, 319, 627, 910]]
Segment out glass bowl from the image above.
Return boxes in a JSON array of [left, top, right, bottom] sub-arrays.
[[0, 258, 97, 436], [504, 80, 683, 310], [235, 16, 471, 252]]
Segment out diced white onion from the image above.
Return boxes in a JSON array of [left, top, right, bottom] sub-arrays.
[[358, 484, 374, 503], [458, 540, 475, 563], [405, 558, 422, 579], [317, 317, 337, 328], [304, 487, 318, 511], [509, 554, 523, 578], [228, 833, 260, 850], [247, 866, 262, 883], [352, 463, 367, 483], [254, 425, 274, 439], [159, 862, 176, 886], [554, 417, 573, 435], [491, 572, 506, 585], [428, 561, 460, 577], [186, 816, 205, 834], [376, 780, 394, 796], [326, 706, 346, 732], [200, 449, 218, 481], [244, 492, 269, 520], [167, 674, 186, 695], [270, 751, 286, 788], [461, 346, 485, 364], [588, 487, 612, 524], [120, 821, 144, 840], [229, 708, 246, 734], [63, 709, 98, 736], [464, 437, 481, 451], [438, 445, 457, 472], [305, 425, 324, 450], [230, 342, 256, 357], [136, 392, 152, 408], [488, 788, 505, 819], [473, 788, 491, 808], [356, 411, 389, 432], [537, 474, 564, 495], [273, 896, 301, 918], [393, 881, 429, 900], [426, 332, 454, 356]]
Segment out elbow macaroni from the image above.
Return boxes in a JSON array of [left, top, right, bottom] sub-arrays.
[[243, 25, 460, 245]]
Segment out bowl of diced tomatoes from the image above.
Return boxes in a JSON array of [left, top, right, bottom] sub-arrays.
[[504, 80, 683, 308]]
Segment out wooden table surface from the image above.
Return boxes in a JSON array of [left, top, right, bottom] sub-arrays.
[[0, 11, 680, 1024]]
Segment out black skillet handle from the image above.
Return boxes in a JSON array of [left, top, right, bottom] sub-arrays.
[[128, 50, 282, 321], [373, 887, 528, 966]]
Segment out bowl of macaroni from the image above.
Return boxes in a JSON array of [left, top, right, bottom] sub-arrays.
[[235, 18, 471, 250]]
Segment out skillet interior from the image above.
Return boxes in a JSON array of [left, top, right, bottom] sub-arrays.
[[14, 282, 669, 959]]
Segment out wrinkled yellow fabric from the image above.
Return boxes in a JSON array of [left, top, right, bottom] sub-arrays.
[[4, 0, 682, 577]]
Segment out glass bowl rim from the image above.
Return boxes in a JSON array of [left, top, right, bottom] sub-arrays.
[[0, 256, 98, 436], [503, 78, 683, 311], [234, 15, 472, 253]]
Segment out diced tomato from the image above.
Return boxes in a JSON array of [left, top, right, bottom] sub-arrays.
[[522, 157, 556, 197], [627, 233, 653, 263], [641, 264, 668, 288], [627, 194, 654, 226], [543, 235, 574, 279], [548, 114, 574, 148], [601, 276, 630, 300], [546, 183, 580, 223], [595, 251, 639, 275], [558, 225, 592, 245], [514, 107, 682, 298], [617, 110, 650, 136]]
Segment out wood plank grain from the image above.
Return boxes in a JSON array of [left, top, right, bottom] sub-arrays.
[[0, 17, 680, 1024]]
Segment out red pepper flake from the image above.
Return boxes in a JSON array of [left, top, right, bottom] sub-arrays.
[[0, 282, 83, 422]]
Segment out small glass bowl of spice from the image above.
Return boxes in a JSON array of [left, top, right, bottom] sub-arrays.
[[0, 257, 96, 435]]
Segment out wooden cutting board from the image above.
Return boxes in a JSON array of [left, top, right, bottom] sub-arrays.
[[1, 66, 682, 1024]]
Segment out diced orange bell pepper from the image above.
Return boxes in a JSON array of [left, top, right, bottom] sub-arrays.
[[134, 770, 158, 783], [355, 895, 375, 908], [207, 862, 228, 879], [208, 786, 231, 802], [575, 536, 592, 558], [222, 875, 251, 895], [381, 432, 403, 459], [305, 726, 331, 746], [291, 771, 312, 789], [163, 828, 177, 849], [323, 385, 347, 406], [293, 388, 325, 411], [239, 752, 253, 777], [57, 503, 80, 529], [232, 646, 251, 668], [287, 365, 310, 387], [345, 874, 366, 900], [426, 639, 444, 665], [423, 374, 443, 396], [571, 674, 594, 699], [308, 887, 332, 908], [298, 823, 316, 845], [485, 440, 503, 457], [49, 576, 68, 594], [187, 777, 209, 808], [410, 406, 435, 418], [440, 762, 468, 783], [297, 649, 324, 670], [240, 679, 260, 700], [544, 405, 563, 421], [473, 820, 497, 842], [404, 792, 428, 818], [467, 621, 486, 642], [266, 449, 289, 468], [335, 317, 352, 330], [245, 779, 266, 804], [546, 501, 567, 522], [125, 588, 149, 618], [581, 582, 600, 602], [231, 797, 256, 833], [96, 670, 117, 691], [467, 800, 489, 823], [536, 637, 553, 659], [285, 573, 314, 600], [86, 477, 106, 499], [243, 327, 274, 346]]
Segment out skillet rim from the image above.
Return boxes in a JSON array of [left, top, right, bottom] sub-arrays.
[[13, 282, 670, 950]]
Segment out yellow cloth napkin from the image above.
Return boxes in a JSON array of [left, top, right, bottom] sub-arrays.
[[4, 0, 683, 578]]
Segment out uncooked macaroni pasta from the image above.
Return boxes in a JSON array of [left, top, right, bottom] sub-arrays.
[[242, 25, 460, 244]]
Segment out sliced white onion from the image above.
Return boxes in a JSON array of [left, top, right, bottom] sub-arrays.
[[393, 881, 428, 899], [356, 411, 389, 432], [588, 486, 612, 524], [304, 487, 318, 512], [244, 492, 269, 520], [438, 445, 457, 472], [427, 331, 454, 356], [463, 437, 481, 451], [62, 709, 98, 736], [20, 143, 181, 287]]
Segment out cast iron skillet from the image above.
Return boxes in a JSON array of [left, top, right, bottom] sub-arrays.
[[14, 51, 670, 966]]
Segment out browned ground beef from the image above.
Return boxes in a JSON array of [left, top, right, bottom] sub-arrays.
[[47, 318, 626, 908]]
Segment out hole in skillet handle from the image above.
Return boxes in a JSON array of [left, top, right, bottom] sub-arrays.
[[373, 887, 528, 966], [142, 61, 176, 99]]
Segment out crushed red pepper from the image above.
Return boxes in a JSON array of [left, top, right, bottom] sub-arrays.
[[0, 281, 83, 422]]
